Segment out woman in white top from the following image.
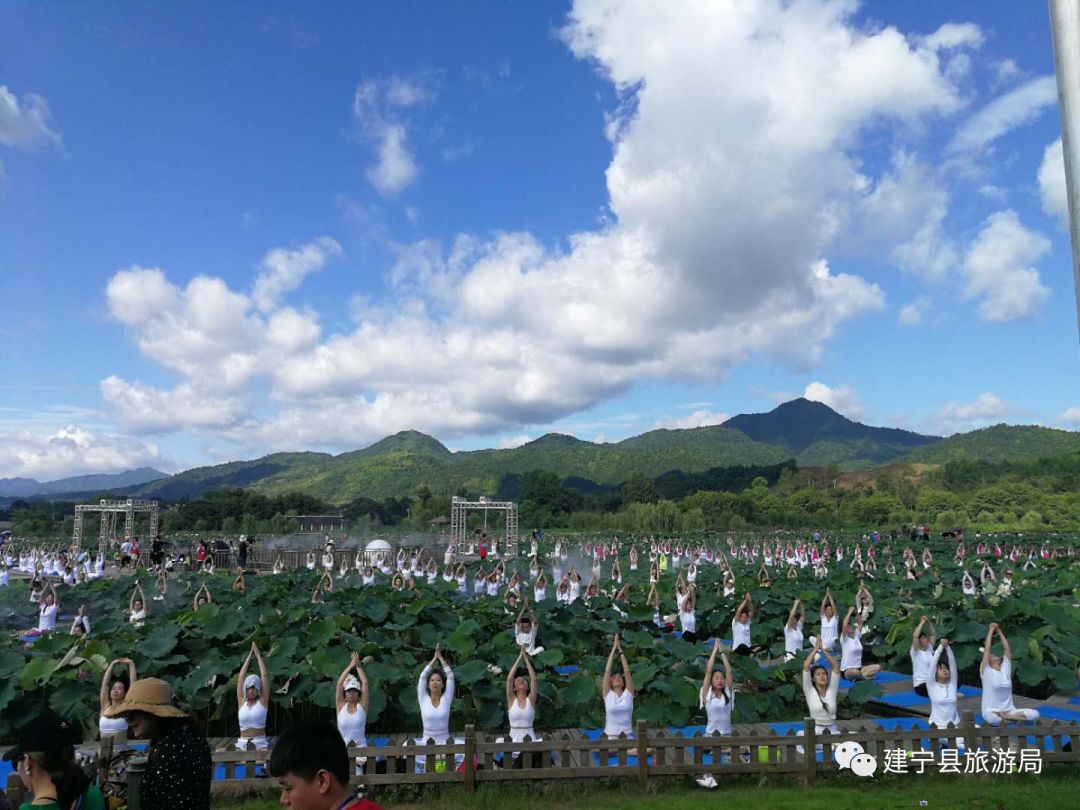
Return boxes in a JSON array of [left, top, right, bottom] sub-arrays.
[[783, 597, 805, 662], [129, 583, 147, 626], [336, 651, 370, 773], [69, 605, 91, 635], [418, 644, 455, 744], [305, 551, 317, 571], [927, 639, 959, 730], [839, 608, 880, 680], [817, 589, 839, 652], [36, 584, 60, 633], [981, 623, 1040, 726], [731, 593, 767, 656], [802, 638, 840, 736], [695, 641, 735, 789], [701, 641, 734, 735], [602, 636, 635, 739], [236, 642, 271, 750], [99, 658, 135, 741], [533, 572, 547, 602], [961, 570, 977, 596], [505, 647, 539, 744], [0, 562, 8, 587], [678, 588, 697, 640]]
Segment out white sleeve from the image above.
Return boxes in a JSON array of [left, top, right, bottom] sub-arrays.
[[418, 666, 431, 707], [444, 667, 454, 703]]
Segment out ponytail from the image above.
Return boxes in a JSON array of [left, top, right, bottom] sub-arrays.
[[51, 761, 91, 810]]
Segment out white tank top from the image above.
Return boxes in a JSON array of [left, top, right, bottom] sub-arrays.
[[679, 609, 696, 634], [238, 699, 267, 731], [508, 697, 536, 742], [604, 690, 634, 737], [534, 586, 546, 602], [337, 703, 367, 746], [99, 714, 128, 735]]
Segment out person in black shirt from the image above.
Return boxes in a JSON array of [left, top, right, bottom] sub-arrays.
[[104, 677, 211, 810], [238, 535, 250, 570]]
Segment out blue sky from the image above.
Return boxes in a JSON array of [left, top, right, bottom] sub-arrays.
[[1, 0, 1077, 480]]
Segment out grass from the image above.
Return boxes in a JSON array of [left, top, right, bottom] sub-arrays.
[[218, 768, 1080, 810]]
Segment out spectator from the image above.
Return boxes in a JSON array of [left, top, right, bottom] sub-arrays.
[[104, 678, 211, 810], [238, 535, 250, 570], [268, 720, 383, 810], [2, 711, 106, 809]]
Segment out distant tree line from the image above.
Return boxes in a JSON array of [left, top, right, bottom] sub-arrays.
[[9, 453, 1080, 537]]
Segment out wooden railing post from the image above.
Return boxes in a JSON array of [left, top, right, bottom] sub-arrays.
[[961, 710, 977, 754], [636, 720, 649, 789], [463, 725, 476, 792], [803, 718, 816, 789], [127, 756, 147, 810]]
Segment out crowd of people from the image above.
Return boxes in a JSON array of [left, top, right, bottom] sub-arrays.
[[2, 529, 1069, 804]]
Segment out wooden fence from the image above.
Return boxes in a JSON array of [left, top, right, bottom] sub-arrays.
[[6, 712, 1070, 806]]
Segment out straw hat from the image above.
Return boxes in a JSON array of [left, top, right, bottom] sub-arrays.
[[103, 677, 187, 718]]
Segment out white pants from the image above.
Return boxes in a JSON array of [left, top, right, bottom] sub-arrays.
[[236, 736, 269, 751], [984, 708, 1040, 726]]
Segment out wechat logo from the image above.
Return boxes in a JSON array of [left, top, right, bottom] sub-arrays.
[[835, 740, 878, 777]]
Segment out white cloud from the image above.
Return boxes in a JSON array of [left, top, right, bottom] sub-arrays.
[[0, 85, 60, 148], [100, 377, 247, 433], [963, 210, 1050, 322], [651, 410, 730, 430], [103, 0, 994, 455], [935, 392, 1009, 433], [948, 76, 1058, 155], [802, 382, 863, 420], [353, 75, 437, 197], [920, 23, 983, 52], [498, 434, 531, 449], [1058, 407, 1080, 428], [897, 296, 929, 326], [252, 237, 342, 312], [0, 425, 165, 481], [1038, 139, 1069, 231]]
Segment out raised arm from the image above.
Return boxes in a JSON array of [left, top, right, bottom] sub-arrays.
[[355, 659, 370, 712], [506, 648, 523, 706], [819, 644, 840, 673], [702, 638, 719, 696], [945, 643, 957, 689], [602, 637, 618, 697], [524, 651, 538, 704], [997, 626, 1013, 660], [620, 641, 634, 695], [981, 624, 996, 671], [237, 648, 253, 706], [803, 637, 821, 671], [100, 660, 116, 713], [337, 652, 358, 712], [913, 615, 927, 650], [842, 606, 854, 636], [925, 617, 937, 647], [439, 646, 455, 703]]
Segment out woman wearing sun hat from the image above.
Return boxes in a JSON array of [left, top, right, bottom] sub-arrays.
[[103, 678, 211, 810], [336, 652, 370, 773], [4, 711, 105, 809]]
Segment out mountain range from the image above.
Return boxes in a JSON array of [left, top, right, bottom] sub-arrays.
[[0, 467, 167, 499], [5, 399, 1079, 504]]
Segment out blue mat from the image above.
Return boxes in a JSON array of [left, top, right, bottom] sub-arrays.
[[1036, 705, 1080, 722], [581, 728, 647, 767], [879, 691, 930, 707], [839, 671, 911, 689], [1068, 695, 1080, 705], [554, 665, 579, 675]]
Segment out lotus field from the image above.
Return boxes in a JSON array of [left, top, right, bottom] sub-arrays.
[[1, 534, 1078, 743]]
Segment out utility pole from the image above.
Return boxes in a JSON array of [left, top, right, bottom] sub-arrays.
[[1049, 0, 1080, 339]]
